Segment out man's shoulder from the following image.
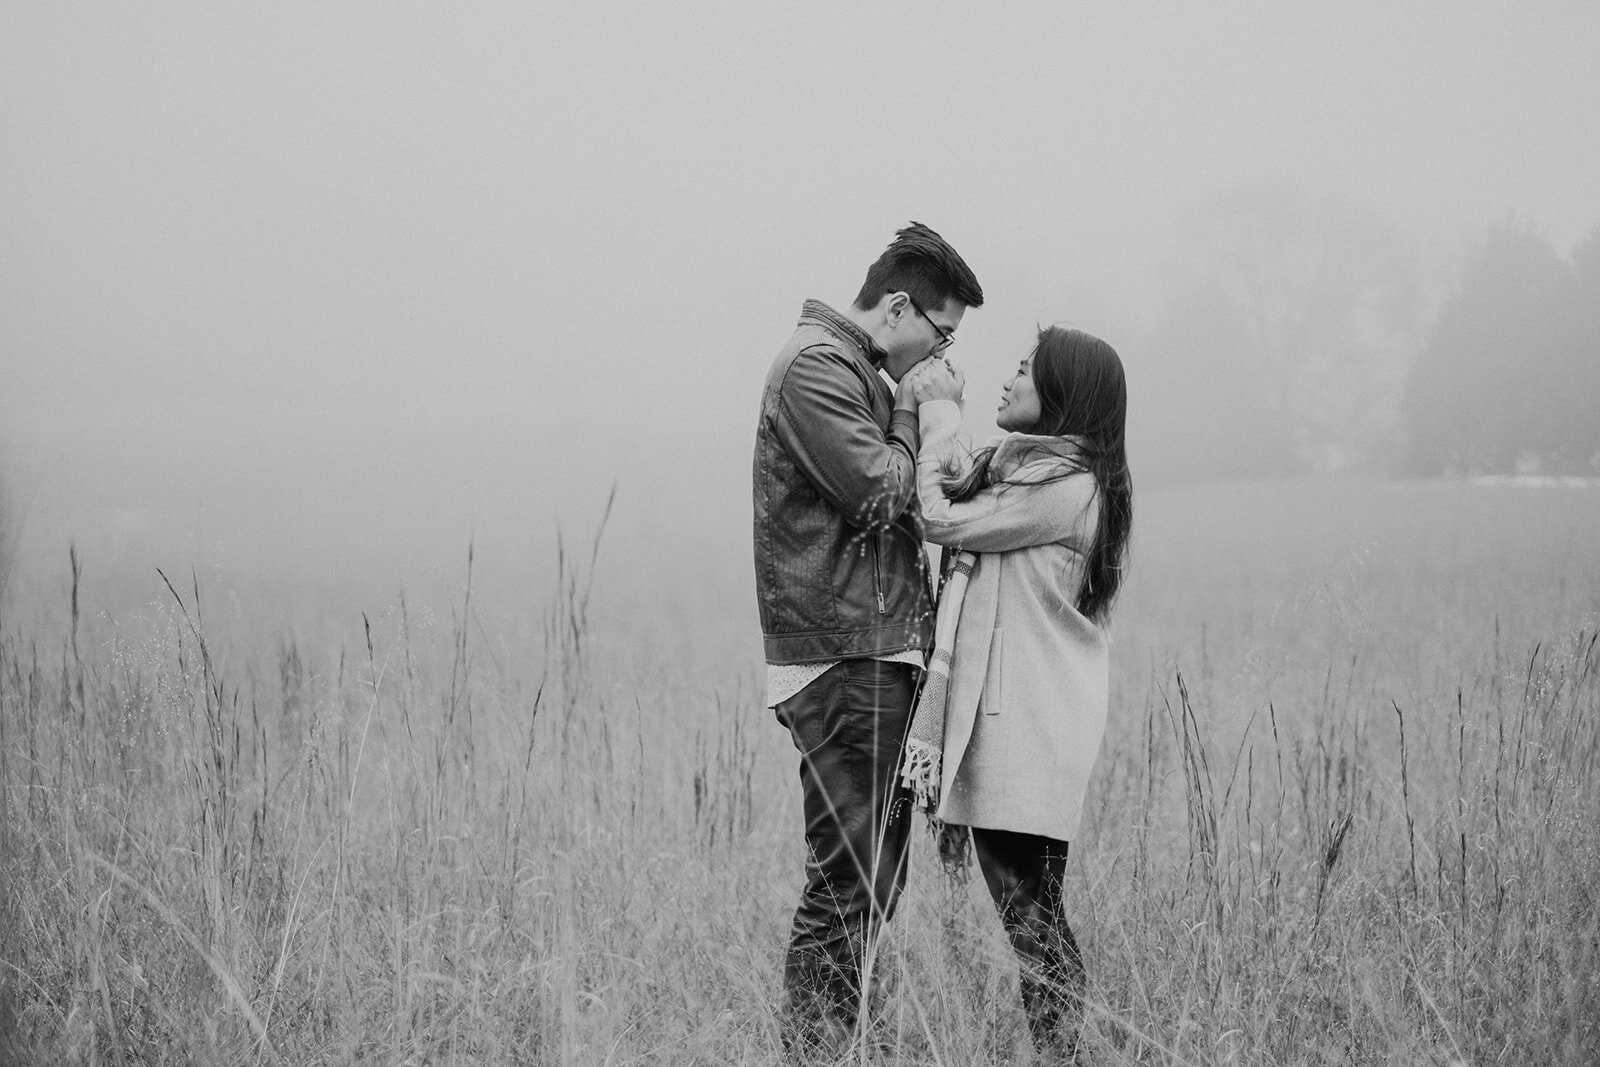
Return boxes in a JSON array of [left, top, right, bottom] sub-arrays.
[[769, 329, 873, 396]]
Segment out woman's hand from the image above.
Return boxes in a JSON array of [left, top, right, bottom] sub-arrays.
[[901, 356, 965, 406]]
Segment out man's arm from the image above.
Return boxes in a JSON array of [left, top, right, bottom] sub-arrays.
[[771, 346, 920, 530]]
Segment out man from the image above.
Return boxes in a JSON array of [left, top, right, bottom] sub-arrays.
[[752, 221, 982, 1054]]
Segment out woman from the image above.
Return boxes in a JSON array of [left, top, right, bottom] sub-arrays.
[[899, 325, 1132, 1058]]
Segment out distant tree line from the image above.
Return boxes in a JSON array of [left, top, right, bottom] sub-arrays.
[[1137, 187, 1427, 484], [1402, 225, 1600, 476], [1137, 188, 1600, 484], [0, 462, 11, 607]]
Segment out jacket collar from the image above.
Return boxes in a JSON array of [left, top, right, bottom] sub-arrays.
[[799, 299, 889, 366]]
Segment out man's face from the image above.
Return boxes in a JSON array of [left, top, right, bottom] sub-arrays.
[[882, 293, 966, 380]]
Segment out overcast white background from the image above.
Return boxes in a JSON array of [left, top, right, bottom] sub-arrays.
[[4, 3, 1598, 632]]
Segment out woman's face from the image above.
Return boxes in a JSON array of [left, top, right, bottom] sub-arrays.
[[996, 351, 1042, 432]]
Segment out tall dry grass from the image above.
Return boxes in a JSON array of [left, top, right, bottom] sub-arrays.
[[2, 483, 1598, 1064]]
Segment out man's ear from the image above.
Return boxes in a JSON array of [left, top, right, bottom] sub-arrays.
[[882, 291, 910, 327]]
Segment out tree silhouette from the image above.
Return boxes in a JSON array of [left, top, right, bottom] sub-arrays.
[[1140, 187, 1428, 484], [1403, 224, 1600, 476]]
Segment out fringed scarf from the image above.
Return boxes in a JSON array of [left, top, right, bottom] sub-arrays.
[[899, 550, 978, 814], [900, 550, 978, 873]]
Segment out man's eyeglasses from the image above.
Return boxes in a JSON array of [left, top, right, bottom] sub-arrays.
[[906, 294, 956, 352]]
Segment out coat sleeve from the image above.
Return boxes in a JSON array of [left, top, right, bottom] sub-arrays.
[[772, 345, 920, 530], [916, 400, 1092, 552]]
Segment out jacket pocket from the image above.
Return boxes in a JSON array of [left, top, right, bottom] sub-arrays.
[[983, 628, 1003, 715]]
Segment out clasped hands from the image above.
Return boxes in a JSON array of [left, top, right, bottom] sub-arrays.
[[895, 355, 965, 411]]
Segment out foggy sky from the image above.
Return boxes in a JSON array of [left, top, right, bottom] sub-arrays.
[[4, 3, 1599, 621]]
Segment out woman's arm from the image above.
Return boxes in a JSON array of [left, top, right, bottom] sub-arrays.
[[916, 399, 1092, 552]]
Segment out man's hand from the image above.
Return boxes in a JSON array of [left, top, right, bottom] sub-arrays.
[[904, 356, 964, 405]]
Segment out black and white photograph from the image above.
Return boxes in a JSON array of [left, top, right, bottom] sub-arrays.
[[3, 4, 1598, 1063]]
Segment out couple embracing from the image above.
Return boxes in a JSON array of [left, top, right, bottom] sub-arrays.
[[752, 222, 1132, 1062]]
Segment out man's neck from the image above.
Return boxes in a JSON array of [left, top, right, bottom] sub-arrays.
[[840, 304, 888, 363]]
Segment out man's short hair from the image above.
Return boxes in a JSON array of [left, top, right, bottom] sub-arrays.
[[852, 221, 985, 313]]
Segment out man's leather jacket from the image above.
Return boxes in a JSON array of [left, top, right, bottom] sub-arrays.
[[753, 300, 935, 665]]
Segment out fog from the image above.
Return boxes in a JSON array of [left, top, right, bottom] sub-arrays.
[[4, 3, 1599, 634]]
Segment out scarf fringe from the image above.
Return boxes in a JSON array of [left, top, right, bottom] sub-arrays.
[[900, 736, 942, 812]]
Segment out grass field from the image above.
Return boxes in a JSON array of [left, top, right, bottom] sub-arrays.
[[2, 478, 1599, 1064]]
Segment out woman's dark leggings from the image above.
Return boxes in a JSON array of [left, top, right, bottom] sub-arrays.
[[970, 827, 1085, 1049]]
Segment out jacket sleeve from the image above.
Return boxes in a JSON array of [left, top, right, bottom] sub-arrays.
[[772, 345, 920, 530], [916, 400, 1091, 552]]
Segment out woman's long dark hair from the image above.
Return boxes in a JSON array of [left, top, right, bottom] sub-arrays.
[[942, 325, 1133, 622]]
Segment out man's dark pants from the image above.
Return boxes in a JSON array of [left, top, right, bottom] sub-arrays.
[[773, 657, 918, 1048]]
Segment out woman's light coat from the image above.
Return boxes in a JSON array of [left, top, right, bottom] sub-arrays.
[[917, 400, 1108, 842]]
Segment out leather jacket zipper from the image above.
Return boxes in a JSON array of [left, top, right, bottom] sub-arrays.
[[871, 535, 886, 614]]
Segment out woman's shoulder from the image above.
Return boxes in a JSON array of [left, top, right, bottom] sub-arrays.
[[991, 433, 1087, 481], [992, 437, 1099, 535]]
